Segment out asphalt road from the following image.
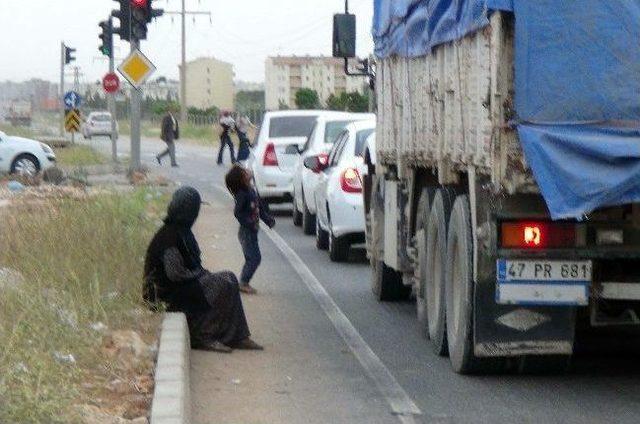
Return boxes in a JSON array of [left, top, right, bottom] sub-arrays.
[[94, 136, 640, 423]]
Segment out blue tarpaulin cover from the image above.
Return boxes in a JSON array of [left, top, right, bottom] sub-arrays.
[[373, 0, 640, 219]]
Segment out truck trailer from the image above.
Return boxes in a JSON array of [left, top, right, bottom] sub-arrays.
[[334, 0, 640, 373]]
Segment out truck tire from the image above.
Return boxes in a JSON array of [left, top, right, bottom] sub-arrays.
[[316, 216, 329, 250], [302, 196, 316, 235], [424, 188, 456, 356], [445, 194, 481, 374], [292, 190, 303, 227], [371, 258, 410, 301], [415, 189, 431, 331]]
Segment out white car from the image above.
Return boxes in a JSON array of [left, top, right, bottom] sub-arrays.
[[0, 131, 56, 176], [292, 112, 375, 234], [82, 111, 117, 139], [310, 120, 376, 262], [248, 110, 322, 203]]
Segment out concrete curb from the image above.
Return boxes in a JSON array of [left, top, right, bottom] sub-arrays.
[[150, 313, 191, 424]]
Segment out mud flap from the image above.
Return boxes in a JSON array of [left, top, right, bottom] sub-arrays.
[[474, 278, 577, 357]]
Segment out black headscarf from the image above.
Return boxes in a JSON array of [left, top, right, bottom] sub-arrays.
[[144, 186, 205, 306], [164, 186, 202, 267]]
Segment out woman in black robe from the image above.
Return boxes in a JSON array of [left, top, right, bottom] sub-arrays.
[[144, 186, 263, 352]]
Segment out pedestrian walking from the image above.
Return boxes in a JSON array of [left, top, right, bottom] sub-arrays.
[[217, 111, 236, 165], [156, 107, 180, 167], [225, 165, 275, 295], [143, 186, 263, 352], [236, 114, 255, 163]]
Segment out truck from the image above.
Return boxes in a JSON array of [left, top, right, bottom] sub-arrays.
[[6, 100, 33, 127], [332, 1, 640, 373]]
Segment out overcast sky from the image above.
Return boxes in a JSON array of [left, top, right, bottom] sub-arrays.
[[0, 0, 374, 85]]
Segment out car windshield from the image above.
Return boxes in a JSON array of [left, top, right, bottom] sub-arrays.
[[268, 116, 317, 138], [355, 128, 375, 157], [92, 114, 111, 122], [324, 120, 355, 144]]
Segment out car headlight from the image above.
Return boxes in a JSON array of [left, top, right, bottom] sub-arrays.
[[40, 142, 54, 154]]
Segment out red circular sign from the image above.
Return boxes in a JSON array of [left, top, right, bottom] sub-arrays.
[[103, 73, 120, 94]]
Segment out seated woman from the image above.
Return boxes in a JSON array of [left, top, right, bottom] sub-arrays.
[[143, 186, 262, 353]]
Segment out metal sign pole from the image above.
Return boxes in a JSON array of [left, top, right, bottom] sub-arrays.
[[130, 38, 142, 171], [108, 50, 118, 162]]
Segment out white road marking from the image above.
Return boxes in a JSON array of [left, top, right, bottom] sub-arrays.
[[214, 185, 421, 423]]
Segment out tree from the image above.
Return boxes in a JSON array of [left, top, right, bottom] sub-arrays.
[[278, 99, 290, 110], [326, 91, 369, 113], [236, 90, 265, 112], [295, 88, 320, 110]]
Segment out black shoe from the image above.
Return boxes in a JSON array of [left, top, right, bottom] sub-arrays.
[[171, 164, 179, 168], [156, 155, 161, 165]]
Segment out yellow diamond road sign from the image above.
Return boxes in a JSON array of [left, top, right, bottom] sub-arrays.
[[118, 49, 156, 90]]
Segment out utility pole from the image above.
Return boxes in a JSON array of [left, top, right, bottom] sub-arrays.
[[163, 3, 212, 123]]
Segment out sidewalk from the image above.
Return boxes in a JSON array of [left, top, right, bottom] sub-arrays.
[[190, 196, 394, 424]]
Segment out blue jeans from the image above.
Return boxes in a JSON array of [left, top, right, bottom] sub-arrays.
[[238, 226, 261, 285]]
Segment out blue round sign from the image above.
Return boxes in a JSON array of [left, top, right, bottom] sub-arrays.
[[63, 91, 82, 109]]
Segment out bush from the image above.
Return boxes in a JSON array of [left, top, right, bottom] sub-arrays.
[[0, 188, 167, 422], [295, 88, 320, 110]]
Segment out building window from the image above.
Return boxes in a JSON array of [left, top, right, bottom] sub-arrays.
[[207, 89, 211, 94], [207, 68, 210, 73]]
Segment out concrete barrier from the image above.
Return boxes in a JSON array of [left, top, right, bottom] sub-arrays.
[[150, 313, 191, 424]]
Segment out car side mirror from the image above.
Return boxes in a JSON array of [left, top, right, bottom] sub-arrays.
[[285, 144, 301, 155], [333, 14, 356, 58], [303, 154, 329, 173]]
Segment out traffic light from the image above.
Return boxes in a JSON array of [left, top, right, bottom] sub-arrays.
[[64, 46, 76, 65], [111, 0, 132, 42], [98, 18, 114, 57], [131, 0, 164, 41]]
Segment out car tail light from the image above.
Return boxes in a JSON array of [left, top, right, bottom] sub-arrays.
[[341, 167, 362, 193], [263, 143, 278, 166], [501, 222, 576, 249], [318, 153, 329, 167]]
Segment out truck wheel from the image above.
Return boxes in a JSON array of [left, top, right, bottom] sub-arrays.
[[329, 229, 350, 262], [372, 258, 410, 301], [415, 189, 431, 331], [315, 216, 329, 250], [292, 191, 303, 227], [302, 196, 316, 235], [425, 188, 456, 356], [445, 194, 481, 374]]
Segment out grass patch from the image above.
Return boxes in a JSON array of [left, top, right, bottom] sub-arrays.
[[54, 145, 108, 167], [118, 120, 252, 147], [0, 188, 169, 422], [0, 124, 39, 139]]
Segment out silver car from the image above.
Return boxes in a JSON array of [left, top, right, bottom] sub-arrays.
[[82, 111, 117, 140]]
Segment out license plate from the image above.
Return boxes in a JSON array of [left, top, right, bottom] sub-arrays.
[[496, 260, 592, 306]]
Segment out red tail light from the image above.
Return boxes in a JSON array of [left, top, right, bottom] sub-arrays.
[[340, 167, 362, 193], [263, 143, 278, 166], [318, 153, 329, 167], [501, 222, 576, 249]]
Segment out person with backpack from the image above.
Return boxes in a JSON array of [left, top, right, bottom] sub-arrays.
[[217, 111, 237, 165]]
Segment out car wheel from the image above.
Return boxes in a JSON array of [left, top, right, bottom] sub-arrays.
[[11, 154, 40, 177], [329, 229, 350, 262], [315, 215, 329, 250], [302, 193, 316, 235], [292, 190, 303, 227]]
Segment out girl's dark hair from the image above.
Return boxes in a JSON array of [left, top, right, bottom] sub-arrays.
[[225, 164, 250, 195]]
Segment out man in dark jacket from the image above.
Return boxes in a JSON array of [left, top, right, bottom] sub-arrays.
[[157, 107, 180, 167]]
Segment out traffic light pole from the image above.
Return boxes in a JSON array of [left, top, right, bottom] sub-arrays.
[[130, 38, 142, 171], [108, 51, 119, 163], [60, 42, 65, 137]]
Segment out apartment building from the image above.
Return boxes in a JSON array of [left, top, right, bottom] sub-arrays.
[[181, 57, 235, 111], [265, 56, 367, 110]]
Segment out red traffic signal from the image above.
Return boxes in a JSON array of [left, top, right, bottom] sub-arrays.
[[131, 0, 147, 8]]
